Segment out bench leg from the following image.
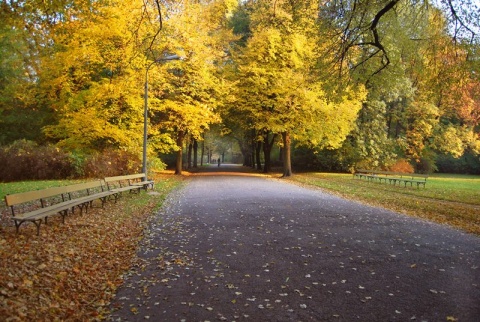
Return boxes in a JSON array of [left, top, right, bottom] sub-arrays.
[[60, 209, 68, 223], [33, 220, 42, 236], [113, 193, 121, 203], [101, 197, 108, 207], [78, 203, 88, 215], [14, 219, 42, 236]]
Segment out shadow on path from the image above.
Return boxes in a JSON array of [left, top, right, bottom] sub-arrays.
[[187, 163, 267, 177]]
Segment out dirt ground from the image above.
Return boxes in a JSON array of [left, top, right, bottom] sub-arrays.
[[108, 164, 479, 321]]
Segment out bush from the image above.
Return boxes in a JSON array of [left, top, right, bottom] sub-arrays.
[[415, 157, 438, 174], [436, 151, 480, 174], [0, 141, 145, 182], [291, 147, 352, 172], [83, 149, 141, 178], [0, 140, 74, 182], [388, 159, 414, 173]]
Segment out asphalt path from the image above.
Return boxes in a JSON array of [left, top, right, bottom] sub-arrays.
[[109, 164, 479, 321]]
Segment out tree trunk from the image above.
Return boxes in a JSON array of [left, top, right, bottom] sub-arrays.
[[240, 143, 251, 167], [201, 139, 205, 166], [255, 140, 262, 170], [262, 132, 276, 173], [193, 139, 198, 168], [187, 139, 193, 169], [175, 130, 184, 175], [282, 131, 292, 177], [251, 135, 256, 168]]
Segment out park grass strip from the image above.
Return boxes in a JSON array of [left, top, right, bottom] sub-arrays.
[[289, 173, 480, 235]]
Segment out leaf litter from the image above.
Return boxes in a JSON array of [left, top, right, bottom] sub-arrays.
[[0, 191, 165, 321]]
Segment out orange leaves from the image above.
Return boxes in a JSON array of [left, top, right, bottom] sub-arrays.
[[0, 193, 161, 321], [456, 80, 480, 127]]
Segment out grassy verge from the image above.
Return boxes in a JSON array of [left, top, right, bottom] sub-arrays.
[[0, 179, 86, 198], [0, 172, 184, 321], [287, 173, 480, 235]]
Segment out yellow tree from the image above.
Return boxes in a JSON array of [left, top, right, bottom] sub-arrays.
[[148, 0, 237, 174], [400, 7, 480, 163], [235, 0, 365, 176], [41, 0, 146, 156], [0, 0, 82, 144]]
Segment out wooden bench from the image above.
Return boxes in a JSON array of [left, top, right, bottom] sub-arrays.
[[5, 180, 115, 235], [104, 173, 154, 201], [353, 169, 428, 188]]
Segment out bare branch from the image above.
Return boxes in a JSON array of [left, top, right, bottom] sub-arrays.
[[367, 0, 400, 71], [445, 0, 477, 44], [145, 0, 164, 57]]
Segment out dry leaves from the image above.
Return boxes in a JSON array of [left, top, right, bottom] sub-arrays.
[[0, 193, 161, 321]]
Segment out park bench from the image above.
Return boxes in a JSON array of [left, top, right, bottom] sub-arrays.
[[353, 169, 428, 188], [104, 173, 154, 201], [4, 180, 115, 235]]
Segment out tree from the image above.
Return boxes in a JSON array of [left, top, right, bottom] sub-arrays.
[[0, 0, 77, 145], [34, 1, 147, 155], [149, 0, 237, 174], [321, 0, 480, 171], [233, 0, 365, 176], [319, 0, 479, 78]]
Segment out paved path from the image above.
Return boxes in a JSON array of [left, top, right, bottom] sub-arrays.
[[109, 165, 479, 321]]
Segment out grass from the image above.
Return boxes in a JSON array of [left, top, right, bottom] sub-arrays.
[[0, 179, 85, 198], [288, 172, 480, 235]]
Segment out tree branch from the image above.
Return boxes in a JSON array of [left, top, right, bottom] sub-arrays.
[[445, 0, 476, 44], [146, 0, 163, 57], [367, 0, 400, 72]]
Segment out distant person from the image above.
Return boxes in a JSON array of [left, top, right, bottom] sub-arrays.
[[218, 158, 221, 167]]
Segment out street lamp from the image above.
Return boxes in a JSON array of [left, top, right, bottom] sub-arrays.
[[143, 54, 180, 181]]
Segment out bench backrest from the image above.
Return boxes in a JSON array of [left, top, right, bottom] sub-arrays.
[[409, 173, 429, 179], [104, 173, 146, 183], [60, 180, 105, 194], [5, 186, 65, 207], [4, 180, 105, 207], [355, 169, 428, 179]]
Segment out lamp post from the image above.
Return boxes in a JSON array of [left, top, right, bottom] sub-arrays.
[[143, 54, 180, 181]]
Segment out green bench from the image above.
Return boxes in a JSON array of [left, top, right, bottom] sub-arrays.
[[353, 169, 428, 188], [5, 180, 114, 235]]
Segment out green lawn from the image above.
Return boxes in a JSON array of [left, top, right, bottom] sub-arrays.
[[0, 179, 85, 198], [289, 173, 480, 235]]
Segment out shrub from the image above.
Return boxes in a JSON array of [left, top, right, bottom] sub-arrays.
[[436, 151, 480, 174], [0, 140, 74, 182], [83, 149, 141, 178], [0, 141, 146, 182], [388, 159, 414, 173], [291, 147, 352, 172], [415, 156, 438, 174]]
